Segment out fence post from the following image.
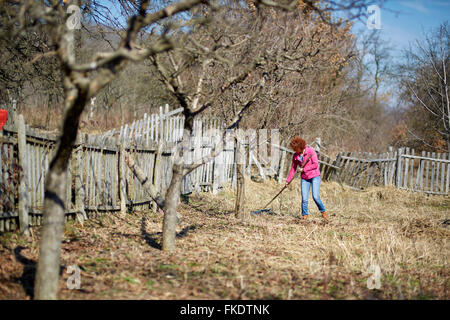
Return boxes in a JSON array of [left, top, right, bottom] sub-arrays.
[[446, 152, 450, 194], [277, 143, 287, 184], [193, 119, 201, 194], [153, 141, 164, 211], [386, 147, 392, 186], [17, 115, 29, 235], [212, 134, 221, 195], [258, 129, 268, 176], [66, 149, 73, 213], [159, 106, 164, 142], [270, 129, 280, 177], [395, 148, 403, 188], [333, 152, 342, 182], [315, 137, 321, 152], [165, 104, 169, 141], [74, 134, 86, 222], [10, 99, 17, 127], [234, 134, 245, 220], [119, 143, 127, 215]]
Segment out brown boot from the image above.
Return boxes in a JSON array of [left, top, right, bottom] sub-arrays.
[[321, 211, 329, 221], [301, 215, 308, 220]]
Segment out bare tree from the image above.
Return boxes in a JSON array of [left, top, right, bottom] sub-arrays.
[[397, 23, 450, 151], [1, 0, 212, 300], [344, 29, 394, 151], [214, 2, 360, 144], [145, 3, 271, 248]]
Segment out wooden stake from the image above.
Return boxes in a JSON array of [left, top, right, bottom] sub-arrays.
[[17, 115, 29, 235]]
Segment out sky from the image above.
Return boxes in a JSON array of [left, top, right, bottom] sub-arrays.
[[353, 0, 450, 59]]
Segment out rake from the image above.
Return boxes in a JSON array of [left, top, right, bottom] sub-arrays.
[[251, 153, 312, 215]]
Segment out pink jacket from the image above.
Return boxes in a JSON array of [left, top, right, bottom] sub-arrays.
[[286, 146, 320, 183]]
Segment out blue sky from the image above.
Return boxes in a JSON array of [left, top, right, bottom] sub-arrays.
[[353, 0, 450, 58], [347, 0, 449, 107]]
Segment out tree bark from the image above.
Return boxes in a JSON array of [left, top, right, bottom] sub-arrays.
[[161, 126, 192, 251], [162, 162, 183, 251], [34, 168, 67, 299]]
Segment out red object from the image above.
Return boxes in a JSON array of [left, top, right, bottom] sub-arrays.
[[0, 109, 7, 130]]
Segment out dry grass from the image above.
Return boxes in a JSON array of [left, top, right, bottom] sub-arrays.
[[0, 178, 448, 300]]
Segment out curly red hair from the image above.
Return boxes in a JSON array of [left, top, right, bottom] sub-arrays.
[[289, 136, 306, 154]]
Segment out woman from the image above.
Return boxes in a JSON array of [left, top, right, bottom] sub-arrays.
[[285, 136, 328, 221]]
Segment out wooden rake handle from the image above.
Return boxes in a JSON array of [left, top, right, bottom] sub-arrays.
[[287, 153, 313, 185], [261, 153, 314, 210], [300, 153, 313, 170]]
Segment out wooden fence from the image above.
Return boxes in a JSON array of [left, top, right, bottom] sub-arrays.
[[1, 105, 448, 233], [333, 147, 450, 194], [395, 147, 450, 195], [0, 107, 288, 232], [333, 151, 397, 190]]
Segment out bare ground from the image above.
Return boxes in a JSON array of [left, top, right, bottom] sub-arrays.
[[0, 178, 449, 300]]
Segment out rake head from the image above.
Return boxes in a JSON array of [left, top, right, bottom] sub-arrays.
[[251, 208, 275, 215]]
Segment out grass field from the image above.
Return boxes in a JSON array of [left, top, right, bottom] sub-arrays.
[[0, 178, 448, 300]]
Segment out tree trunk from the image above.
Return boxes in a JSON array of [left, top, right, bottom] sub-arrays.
[[125, 130, 190, 252], [34, 168, 67, 300], [162, 162, 183, 251], [34, 82, 88, 300]]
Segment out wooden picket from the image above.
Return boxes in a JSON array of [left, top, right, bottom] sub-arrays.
[[397, 148, 450, 195], [335, 151, 399, 190]]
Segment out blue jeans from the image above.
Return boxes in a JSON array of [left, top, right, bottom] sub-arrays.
[[301, 176, 326, 215]]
